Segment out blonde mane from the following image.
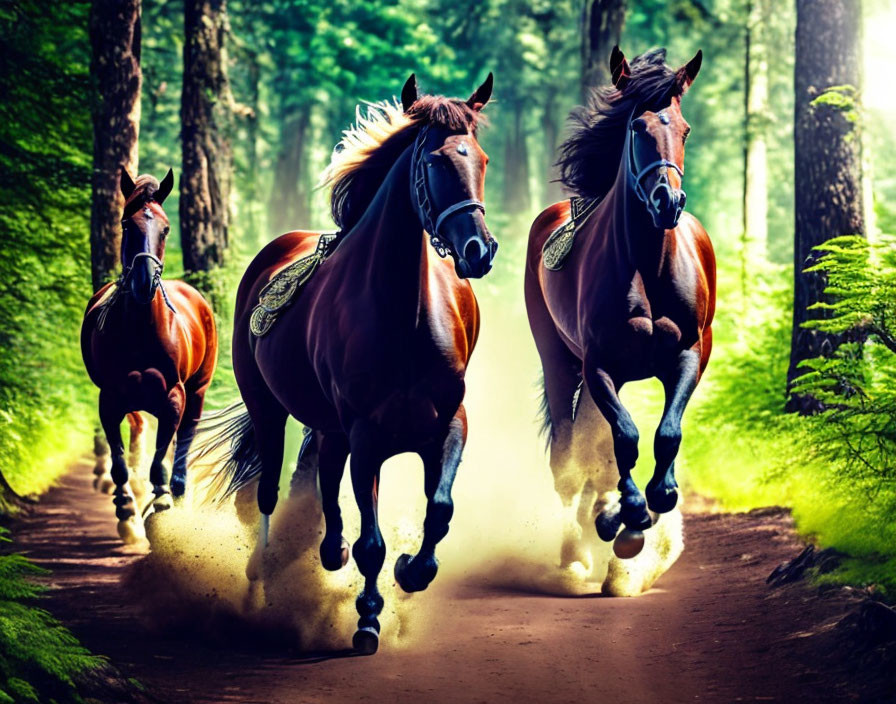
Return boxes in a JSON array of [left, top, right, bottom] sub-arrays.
[[320, 94, 480, 232]]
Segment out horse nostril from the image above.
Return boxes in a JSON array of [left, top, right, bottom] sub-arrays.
[[463, 237, 487, 266]]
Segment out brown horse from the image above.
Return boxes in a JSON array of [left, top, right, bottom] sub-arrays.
[[82, 170, 218, 542], [198, 74, 495, 653], [525, 47, 715, 593]]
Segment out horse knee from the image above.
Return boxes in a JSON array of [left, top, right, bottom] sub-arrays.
[[655, 423, 682, 467], [257, 481, 279, 516], [110, 456, 129, 486], [613, 420, 639, 470]]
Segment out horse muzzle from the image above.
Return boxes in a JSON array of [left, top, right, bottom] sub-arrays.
[[648, 182, 687, 230], [455, 233, 498, 279]]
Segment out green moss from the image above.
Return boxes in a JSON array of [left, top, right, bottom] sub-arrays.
[[810, 84, 860, 125]]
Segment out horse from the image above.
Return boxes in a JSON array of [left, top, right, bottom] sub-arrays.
[[524, 47, 716, 595], [81, 169, 218, 542], [197, 74, 496, 654]]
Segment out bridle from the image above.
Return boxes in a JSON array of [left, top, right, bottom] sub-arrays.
[[97, 251, 177, 331], [411, 125, 486, 258], [628, 116, 686, 215]]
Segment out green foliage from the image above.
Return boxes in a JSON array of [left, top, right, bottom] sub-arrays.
[[0, 529, 104, 702], [0, 0, 95, 499]]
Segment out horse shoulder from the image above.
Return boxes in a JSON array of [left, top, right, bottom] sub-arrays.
[[428, 256, 479, 365], [674, 213, 716, 327]]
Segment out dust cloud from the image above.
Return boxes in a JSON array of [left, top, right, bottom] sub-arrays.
[[124, 274, 681, 650]]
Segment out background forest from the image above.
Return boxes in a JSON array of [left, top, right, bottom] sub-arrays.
[[1, 0, 895, 696]]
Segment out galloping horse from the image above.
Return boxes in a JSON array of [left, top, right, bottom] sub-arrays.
[[201, 74, 496, 653], [82, 170, 218, 542], [525, 47, 715, 594]]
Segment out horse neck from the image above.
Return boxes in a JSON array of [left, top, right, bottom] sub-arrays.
[[603, 135, 670, 279], [340, 146, 428, 331]]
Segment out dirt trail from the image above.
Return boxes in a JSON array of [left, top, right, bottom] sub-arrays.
[[11, 464, 866, 704]]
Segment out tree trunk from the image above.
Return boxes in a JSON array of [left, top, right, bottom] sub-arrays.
[[786, 0, 864, 414], [502, 104, 531, 215], [741, 0, 770, 306], [268, 105, 312, 236], [88, 0, 141, 292], [180, 0, 232, 277], [542, 90, 565, 205], [581, 0, 626, 99]]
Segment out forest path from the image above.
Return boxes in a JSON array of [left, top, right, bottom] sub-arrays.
[[12, 463, 860, 704]]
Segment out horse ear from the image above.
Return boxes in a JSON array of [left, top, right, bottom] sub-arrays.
[[677, 50, 703, 92], [156, 168, 174, 205], [120, 168, 136, 199], [466, 72, 493, 110], [609, 45, 631, 90], [401, 73, 418, 112]]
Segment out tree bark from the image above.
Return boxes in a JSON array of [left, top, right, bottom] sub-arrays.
[[741, 0, 770, 304], [88, 0, 141, 292], [581, 0, 626, 99], [502, 103, 531, 215], [180, 0, 232, 277], [786, 0, 864, 414]]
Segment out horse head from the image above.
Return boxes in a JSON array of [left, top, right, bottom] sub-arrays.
[[403, 73, 498, 278], [613, 47, 702, 230], [119, 168, 174, 304]]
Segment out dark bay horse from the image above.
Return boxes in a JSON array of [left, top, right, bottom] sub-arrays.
[[525, 48, 715, 593], [200, 74, 496, 653], [82, 170, 218, 542]]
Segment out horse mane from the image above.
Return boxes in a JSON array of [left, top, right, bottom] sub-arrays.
[[321, 95, 482, 232], [122, 175, 162, 219], [557, 48, 683, 200]]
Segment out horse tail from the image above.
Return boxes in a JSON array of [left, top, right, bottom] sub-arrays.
[[537, 372, 552, 451], [189, 401, 262, 502]]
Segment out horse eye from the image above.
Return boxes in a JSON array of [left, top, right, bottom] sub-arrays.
[[457, 142, 468, 156]]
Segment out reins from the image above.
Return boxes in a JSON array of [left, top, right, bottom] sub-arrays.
[[96, 252, 178, 331]]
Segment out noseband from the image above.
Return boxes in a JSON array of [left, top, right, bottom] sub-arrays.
[[411, 126, 486, 258], [118, 252, 177, 313], [628, 124, 685, 210]]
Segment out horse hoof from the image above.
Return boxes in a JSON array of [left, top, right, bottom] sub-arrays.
[[352, 627, 379, 655], [117, 518, 143, 544], [320, 537, 350, 571], [646, 486, 678, 514], [394, 553, 438, 593], [596, 505, 622, 543], [613, 529, 645, 559], [152, 494, 173, 512]]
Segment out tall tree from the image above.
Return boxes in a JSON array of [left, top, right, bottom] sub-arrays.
[[180, 0, 232, 278], [741, 0, 770, 303], [580, 0, 626, 99], [88, 0, 141, 292], [786, 0, 864, 413]]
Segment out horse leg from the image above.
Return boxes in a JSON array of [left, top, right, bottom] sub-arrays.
[[583, 363, 651, 543], [646, 349, 700, 514], [394, 408, 466, 593], [148, 384, 185, 512], [92, 425, 114, 494], [317, 432, 350, 571], [348, 421, 386, 655], [99, 391, 141, 542], [170, 386, 206, 498], [125, 412, 147, 507]]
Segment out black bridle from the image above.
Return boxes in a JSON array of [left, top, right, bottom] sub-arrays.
[[411, 125, 486, 258], [628, 117, 686, 217], [97, 251, 177, 331]]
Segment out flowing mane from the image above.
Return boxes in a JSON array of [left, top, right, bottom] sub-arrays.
[[122, 174, 162, 219], [321, 95, 481, 232], [556, 48, 683, 200]]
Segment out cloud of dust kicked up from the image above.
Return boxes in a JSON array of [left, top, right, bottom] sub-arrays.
[[125, 265, 683, 651]]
